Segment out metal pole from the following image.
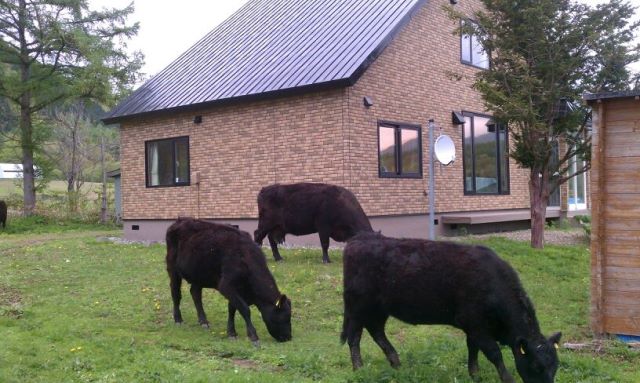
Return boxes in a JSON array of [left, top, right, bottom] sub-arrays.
[[428, 119, 435, 240]]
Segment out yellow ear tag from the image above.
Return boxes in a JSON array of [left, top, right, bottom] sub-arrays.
[[275, 297, 282, 308], [520, 346, 526, 355], [554, 343, 559, 350]]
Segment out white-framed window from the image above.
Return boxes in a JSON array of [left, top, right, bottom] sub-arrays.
[[461, 20, 489, 69]]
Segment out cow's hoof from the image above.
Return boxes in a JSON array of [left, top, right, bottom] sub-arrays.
[[323, 259, 331, 264], [174, 321, 184, 326], [275, 258, 284, 263], [251, 340, 261, 348], [228, 335, 238, 340], [200, 322, 210, 329]]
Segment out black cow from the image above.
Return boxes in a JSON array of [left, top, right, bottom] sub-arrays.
[[0, 200, 6, 229], [166, 218, 292, 346], [341, 232, 561, 383], [254, 183, 373, 263]]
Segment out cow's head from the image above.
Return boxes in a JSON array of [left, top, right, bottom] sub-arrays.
[[513, 332, 562, 383], [262, 294, 292, 342]]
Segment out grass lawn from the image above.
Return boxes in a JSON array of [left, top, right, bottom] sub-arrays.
[[1, 231, 638, 382], [0, 179, 104, 199]]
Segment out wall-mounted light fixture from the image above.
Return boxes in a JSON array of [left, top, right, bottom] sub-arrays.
[[363, 96, 374, 108], [194, 115, 203, 124], [451, 111, 465, 125]]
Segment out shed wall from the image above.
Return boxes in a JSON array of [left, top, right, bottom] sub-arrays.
[[590, 97, 640, 337]]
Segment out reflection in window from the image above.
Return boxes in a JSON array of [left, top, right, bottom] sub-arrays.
[[146, 136, 190, 187], [378, 123, 422, 178], [462, 113, 509, 194], [379, 127, 397, 174], [461, 20, 489, 69]]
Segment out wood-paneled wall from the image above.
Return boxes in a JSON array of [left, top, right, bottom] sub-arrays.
[[589, 95, 640, 337]]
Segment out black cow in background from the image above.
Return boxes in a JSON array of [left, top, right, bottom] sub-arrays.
[[341, 232, 561, 383], [166, 218, 292, 346], [0, 200, 7, 229], [254, 183, 373, 263]]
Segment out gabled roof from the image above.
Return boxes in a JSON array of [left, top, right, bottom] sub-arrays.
[[103, 0, 426, 124]]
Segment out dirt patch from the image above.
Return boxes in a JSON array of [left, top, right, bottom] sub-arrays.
[[231, 358, 260, 370], [0, 284, 24, 318]]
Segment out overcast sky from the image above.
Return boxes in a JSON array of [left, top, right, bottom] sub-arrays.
[[89, 0, 639, 83]]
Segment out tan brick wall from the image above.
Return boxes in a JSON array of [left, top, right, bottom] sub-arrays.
[[120, 89, 346, 219], [120, 0, 538, 221], [343, 0, 530, 216]]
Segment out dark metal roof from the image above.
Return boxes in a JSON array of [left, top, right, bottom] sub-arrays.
[[583, 90, 640, 102], [103, 0, 426, 124]]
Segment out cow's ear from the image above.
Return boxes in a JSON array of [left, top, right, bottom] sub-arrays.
[[549, 332, 562, 349], [515, 337, 529, 355], [275, 294, 288, 309]]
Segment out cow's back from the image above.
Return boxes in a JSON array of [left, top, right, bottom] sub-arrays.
[[258, 183, 372, 237], [344, 233, 524, 326], [166, 219, 257, 287]]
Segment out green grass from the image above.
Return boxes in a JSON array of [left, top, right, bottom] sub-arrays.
[[0, 179, 103, 199], [0, 215, 120, 235], [0, 232, 638, 382]]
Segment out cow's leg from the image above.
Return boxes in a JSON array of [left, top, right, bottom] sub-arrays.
[[227, 302, 238, 339], [267, 233, 283, 262], [318, 230, 331, 263], [219, 280, 260, 346], [344, 318, 364, 370], [466, 336, 480, 379], [365, 317, 400, 368], [471, 334, 515, 383], [189, 284, 209, 328], [168, 270, 183, 324]]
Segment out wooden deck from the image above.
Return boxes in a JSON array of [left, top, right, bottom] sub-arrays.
[[440, 207, 561, 225]]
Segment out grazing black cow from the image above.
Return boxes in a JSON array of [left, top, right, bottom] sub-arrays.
[[341, 232, 561, 383], [166, 218, 292, 346], [254, 183, 373, 263], [0, 200, 6, 229]]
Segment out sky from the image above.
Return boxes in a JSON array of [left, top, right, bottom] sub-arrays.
[[89, 0, 639, 84]]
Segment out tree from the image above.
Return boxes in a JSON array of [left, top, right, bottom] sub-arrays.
[[448, 0, 640, 248], [0, 0, 142, 215]]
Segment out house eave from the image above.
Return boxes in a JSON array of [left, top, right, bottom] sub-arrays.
[[101, 78, 352, 125]]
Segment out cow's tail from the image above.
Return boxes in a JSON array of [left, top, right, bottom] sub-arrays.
[[340, 314, 349, 345], [165, 223, 180, 268]]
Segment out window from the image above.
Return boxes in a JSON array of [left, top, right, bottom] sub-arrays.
[[145, 136, 190, 187], [463, 113, 509, 194], [461, 20, 489, 69], [568, 149, 587, 211], [378, 122, 422, 178]]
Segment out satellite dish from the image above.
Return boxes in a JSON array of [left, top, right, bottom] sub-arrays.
[[434, 135, 456, 165]]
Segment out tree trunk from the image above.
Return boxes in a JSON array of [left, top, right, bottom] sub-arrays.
[[100, 136, 108, 224], [529, 170, 549, 249], [67, 128, 79, 212], [18, 0, 35, 216], [19, 85, 36, 216]]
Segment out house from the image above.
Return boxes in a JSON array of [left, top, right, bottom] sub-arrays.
[[585, 90, 640, 338], [0, 163, 25, 179], [104, 0, 586, 243]]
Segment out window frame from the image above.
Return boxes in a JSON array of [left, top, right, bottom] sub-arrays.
[[377, 121, 423, 179], [461, 112, 510, 195], [144, 136, 191, 188], [460, 19, 490, 70]]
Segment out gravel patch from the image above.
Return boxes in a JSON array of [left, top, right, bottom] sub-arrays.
[[459, 228, 589, 246]]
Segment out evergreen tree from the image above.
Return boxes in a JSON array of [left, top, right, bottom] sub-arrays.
[[0, 0, 143, 215], [448, 0, 639, 248]]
